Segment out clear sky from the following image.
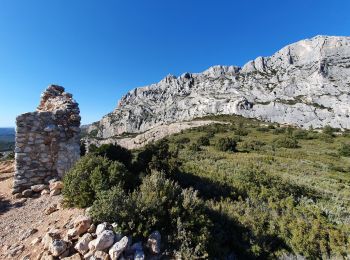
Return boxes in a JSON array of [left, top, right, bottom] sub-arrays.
[[1, 0, 349, 127]]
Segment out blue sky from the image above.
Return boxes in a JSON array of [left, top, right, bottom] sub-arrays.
[[1, 0, 349, 127]]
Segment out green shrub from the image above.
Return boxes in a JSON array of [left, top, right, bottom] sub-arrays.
[[241, 139, 266, 151], [216, 137, 237, 152], [90, 171, 211, 257], [293, 129, 310, 139], [273, 136, 299, 148], [189, 143, 201, 152], [256, 127, 270, 132], [338, 143, 350, 157], [80, 140, 86, 156], [89, 185, 131, 223], [197, 136, 210, 146], [323, 125, 335, 136], [318, 133, 334, 143], [91, 144, 132, 168], [175, 137, 191, 144], [235, 128, 249, 136], [135, 139, 178, 174], [63, 155, 130, 207], [272, 128, 286, 135]]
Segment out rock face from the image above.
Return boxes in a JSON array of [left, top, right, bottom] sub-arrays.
[[14, 85, 80, 193], [89, 36, 350, 139]]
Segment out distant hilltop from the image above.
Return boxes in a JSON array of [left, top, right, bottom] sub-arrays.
[[0, 128, 15, 152], [88, 35, 350, 139]]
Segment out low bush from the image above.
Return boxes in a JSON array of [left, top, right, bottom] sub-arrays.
[[189, 143, 201, 152], [272, 128, 286, 135], [197, 136, 210, 146], [241, 139, 266, 151], [323, 125, 335, 136], [90, 171, 211, 258], [318, 133, 334, 143], [91, 143, 132, 168], [175, 137, 191, 144], [63, 155, 130, 207], [216, 137, 237, 152], [273, 136, 299, 148], [256, 127, 270, 132], [338, 143, 350, 157], [135, 139, 179, 174], [293, 129, 311, 139]]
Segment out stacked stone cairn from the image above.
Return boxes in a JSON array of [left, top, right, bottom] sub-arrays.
[[13, 85, 81, 194]]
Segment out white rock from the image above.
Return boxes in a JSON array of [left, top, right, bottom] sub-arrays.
[[87, 35, 350, 147], [109, 236, 130, 260], [147, 231, 161, 254], [90, 230, 115, 251], [74, 233, 93, 254], [48, 239, 68, 257], [96, 222, 108, 235]]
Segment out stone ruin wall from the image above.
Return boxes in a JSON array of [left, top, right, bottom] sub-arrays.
[[13, 85, 81, 193]]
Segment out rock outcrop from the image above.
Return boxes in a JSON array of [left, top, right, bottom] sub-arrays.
[[14, 85, 80, 193], [88, 35, 350, 139]]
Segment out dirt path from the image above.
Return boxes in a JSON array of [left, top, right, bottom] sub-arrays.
[[0, 161, 84, 259]]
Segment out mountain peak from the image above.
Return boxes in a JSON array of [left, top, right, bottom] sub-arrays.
[[89, 36, 350, 138]]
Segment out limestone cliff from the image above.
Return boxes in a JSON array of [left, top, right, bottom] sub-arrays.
[[89, 35, 350, 139]]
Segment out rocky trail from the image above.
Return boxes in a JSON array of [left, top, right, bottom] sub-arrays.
[[0, 161, 83, 259]]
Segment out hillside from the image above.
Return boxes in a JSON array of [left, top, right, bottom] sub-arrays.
[[69, 115, 350, 258], [88, 35, 350, 140], [155, 115, 350, 258], [0, 128, 15, 152]]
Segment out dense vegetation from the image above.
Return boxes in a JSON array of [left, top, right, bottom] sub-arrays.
[[64, 115, 350, 259]]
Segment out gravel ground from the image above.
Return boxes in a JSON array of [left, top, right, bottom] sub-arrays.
[[0, 161, 83, 259]]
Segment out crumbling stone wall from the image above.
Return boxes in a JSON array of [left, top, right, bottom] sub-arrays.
[[13, 85, 81, 193]]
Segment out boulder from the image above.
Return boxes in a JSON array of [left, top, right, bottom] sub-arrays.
[[109, 236, 130, 260], [49, 181, 63, 191], [22, 189, 33, 197], [71, 215, 92, 236], [12, 193, 22, 199], [74, 233, 93, 254], [44, 204, 58, 215], [94, 250, 110, 260], [50, 189, 61, 196], [87, 223, 96, 233], [41, 189, 50, 195], [90, 230, 115, 251], [96, 222, 108, 235], [42, 229, 61, 250], [147, 231, 161, 254], [31, 184, 48, 192], [48, 239, 68, 257]]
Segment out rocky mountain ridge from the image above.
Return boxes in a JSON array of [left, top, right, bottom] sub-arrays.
[[89, 35, 350, 139]]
